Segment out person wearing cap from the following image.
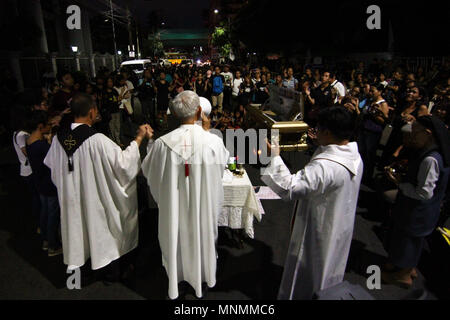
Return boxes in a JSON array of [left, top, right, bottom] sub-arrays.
[[142, 90, 229, 300], [198, 96, 212, 118], [382, 115, 450, 288]]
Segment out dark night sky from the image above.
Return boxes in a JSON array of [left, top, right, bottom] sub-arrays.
[[124, 0, 210, 28], [231, 0, 450, 55], [112, 0, 449, 55]]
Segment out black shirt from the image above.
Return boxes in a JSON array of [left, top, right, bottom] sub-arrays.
[[156, 81, 169, 100], [26, 140, 57, 197], [138, 79, 155, 100], [239, 82, 255, 105], [103, 89, 120, 114], [311, 85, 333, 109], [255, 81, 269, 104], [51, 90, 73, 113], [195, 80, 207, 97]]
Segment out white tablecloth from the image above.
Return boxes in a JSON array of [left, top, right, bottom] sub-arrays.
[[218, 169, 262, 238]]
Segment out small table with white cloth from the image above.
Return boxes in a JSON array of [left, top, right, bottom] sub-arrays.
[[218, 168, 262, 239]]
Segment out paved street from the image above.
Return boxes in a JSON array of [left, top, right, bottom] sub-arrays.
[[0, 142, 443, 300]]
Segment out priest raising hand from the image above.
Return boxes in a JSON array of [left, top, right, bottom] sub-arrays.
[[261, 106, 363, 300], [44, 93, 146, 278]]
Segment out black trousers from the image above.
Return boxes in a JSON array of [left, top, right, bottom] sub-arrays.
[[387, 225, 425, 269], [223, 86, 233, 112], [141, 97, 156, 126]]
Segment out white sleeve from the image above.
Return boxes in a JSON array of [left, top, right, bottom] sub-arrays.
[[141, 139, 165, 204], [146, 139, 155, 154], [261, 156, 331, 201], [337, 83, 346, 97], [17, 132, 28, 148], [103, 138, 141, 186], [399, 156, 440, 201]]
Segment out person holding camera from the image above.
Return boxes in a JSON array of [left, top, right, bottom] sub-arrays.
[[382, 115, 450, 288], [382, 86, 429, 167]]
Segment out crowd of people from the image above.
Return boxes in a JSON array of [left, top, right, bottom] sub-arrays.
[[9, 57, 449, 144], [4, 56, 450, 298]]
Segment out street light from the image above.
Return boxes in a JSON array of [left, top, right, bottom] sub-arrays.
[[214, 9, 219, 14], [72, 46, 80, 71], [109, 0, 118, 69], [118, 50, 122, 55]]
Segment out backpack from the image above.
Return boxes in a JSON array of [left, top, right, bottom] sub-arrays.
[[212, 76, 224, 94]]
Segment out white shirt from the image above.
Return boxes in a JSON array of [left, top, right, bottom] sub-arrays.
[[71, 123, 85, 130], [331, 80, 346, 104], [125, 80, 134, 91], [13, 131, 32, 177], [399, 156, 440, 201], [221, 72, 233, 87], [114, 86, 130, 109], [232, 78, 243, 96]]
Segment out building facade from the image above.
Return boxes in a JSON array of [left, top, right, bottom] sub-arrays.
[[0, 0, 122, 91]]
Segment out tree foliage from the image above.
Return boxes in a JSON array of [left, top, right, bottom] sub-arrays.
[[143, 35, 164, 57], [211, 26, 232, 58]]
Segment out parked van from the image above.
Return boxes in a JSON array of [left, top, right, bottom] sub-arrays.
[[120, 59, 152, 78]]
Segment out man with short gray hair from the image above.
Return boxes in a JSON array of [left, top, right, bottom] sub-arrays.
[[142, 90, 229, 299]]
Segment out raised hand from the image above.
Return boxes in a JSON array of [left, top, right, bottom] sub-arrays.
[[145, 124, 154, 140], [201, 112, 211, 131], [307, 128, 317, 140], [136, 124, 148, 140], [265, 136, 280, 157]]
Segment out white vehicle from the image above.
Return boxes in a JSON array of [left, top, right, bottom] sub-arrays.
[[120, 59, 152, 78], [158, 59, 172, 67]]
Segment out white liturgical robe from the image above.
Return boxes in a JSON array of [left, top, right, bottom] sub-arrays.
[[44, 123, 141, 271], [142, 124, 229, 300], [261, 142, 363, 299]]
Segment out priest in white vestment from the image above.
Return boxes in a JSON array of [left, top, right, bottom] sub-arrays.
[[142, 90, 229, 300], [262, 106, 363, 300], [44, 93, 153, 272]]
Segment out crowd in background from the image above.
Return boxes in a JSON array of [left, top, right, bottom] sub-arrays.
[[11, 58, 448, 185], [2, 57, 450, 291]]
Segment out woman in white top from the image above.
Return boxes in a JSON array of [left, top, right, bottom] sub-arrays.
[[114, 74, 133, 114], [13, 125, 41, 233], [113, 75, 133, 146], [232, 70, 243, 111]]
